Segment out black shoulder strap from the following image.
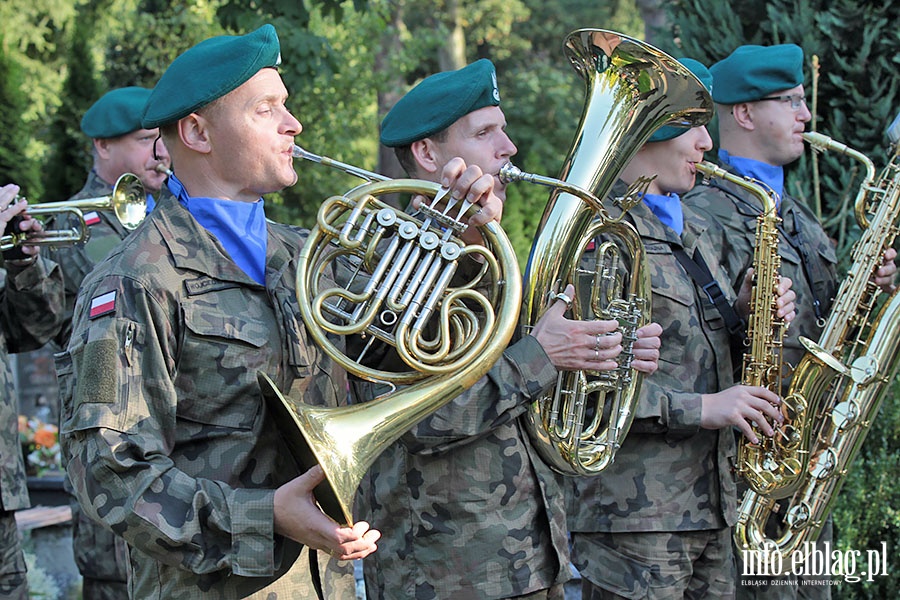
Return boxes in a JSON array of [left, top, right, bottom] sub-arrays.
[[309, 548, 325, 600], [672, 246, 746, 337], [708, 179, 831, 321]]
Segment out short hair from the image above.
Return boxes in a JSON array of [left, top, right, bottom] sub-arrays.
[[392, 128, 449, 177]]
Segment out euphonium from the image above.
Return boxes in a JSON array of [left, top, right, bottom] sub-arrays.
[[506, 29, 713, 476], [694, 162, 802, 495], [0, 173, 145, 250], [734, 123, 900, 570], [258, 146, 521, 525]]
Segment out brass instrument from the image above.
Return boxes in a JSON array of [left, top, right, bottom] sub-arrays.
[[503, 29, 713, 476], [734, 127, 900, 570], [259, 146, 521, 525], [694, 162, 801, 495], [0, 173, 145, 250]]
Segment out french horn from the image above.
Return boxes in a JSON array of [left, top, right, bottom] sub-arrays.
[[259, 146, 521, 525]]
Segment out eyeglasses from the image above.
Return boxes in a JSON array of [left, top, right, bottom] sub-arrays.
[[757, 94, 807, 110]]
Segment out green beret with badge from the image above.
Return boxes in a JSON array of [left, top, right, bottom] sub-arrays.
[[648, 58, 713, 143], [141, 24, 282, 129], [81, 87, 153, 139], [380, 58, 502, 147], [710, 44, 804, 105]]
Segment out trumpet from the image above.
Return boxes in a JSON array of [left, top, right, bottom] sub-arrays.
[[0, 173, 146, 250]]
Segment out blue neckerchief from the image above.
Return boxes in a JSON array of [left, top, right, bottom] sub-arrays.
[[718, 149, 784, 211], [145, 193, 156, 214], [167, 175, 268, 284], [642, 192, 684, 236]]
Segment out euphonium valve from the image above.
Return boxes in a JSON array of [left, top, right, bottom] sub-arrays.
[[508, 29, 712, 476], [260, 152, 521, 525]]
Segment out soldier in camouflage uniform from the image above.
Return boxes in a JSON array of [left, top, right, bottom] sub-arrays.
[[55, 25, 388, 600], [45, 85, 171, 600], [57, 24, 507, 600], [567, 59, 797, 600], [362, 59, 663, 600], [682, 45, 896, 600], [48, 86, 171, 346], [0, 184, 65, 598]]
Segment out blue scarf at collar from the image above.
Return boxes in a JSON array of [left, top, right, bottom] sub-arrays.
[[167, 175, 268, 285], [642, 192, 684, 236], [718, 149, 784, 211]]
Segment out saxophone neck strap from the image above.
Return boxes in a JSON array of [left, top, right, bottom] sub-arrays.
[[672, 246, 747, 337]]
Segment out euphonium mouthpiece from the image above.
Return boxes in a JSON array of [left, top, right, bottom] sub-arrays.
[[155, 164, 173, 176]]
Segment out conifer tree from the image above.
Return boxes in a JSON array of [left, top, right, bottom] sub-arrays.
[[43, 14, 100, 201], [0, 35, 41, 195]]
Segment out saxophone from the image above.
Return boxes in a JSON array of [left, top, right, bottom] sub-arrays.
[[734, 126, 900, 570], [503, 29, 713, 476], [694, 162, 798, 495]]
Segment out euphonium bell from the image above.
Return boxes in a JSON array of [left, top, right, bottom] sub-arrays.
[[0, 173, 146, 250], [259, 156, 521, 525]]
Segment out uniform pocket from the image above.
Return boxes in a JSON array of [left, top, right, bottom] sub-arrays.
[[176, 304, 272, 429]]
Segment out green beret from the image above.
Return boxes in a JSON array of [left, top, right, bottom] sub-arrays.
[[710, 44, 804, 104], [81, 87, 153, 138], [141, 24, 281, 129], [648, 58, 713, 143], [380, 59, 502, 147]]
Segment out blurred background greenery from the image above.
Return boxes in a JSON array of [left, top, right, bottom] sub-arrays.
[[1, 1, 897, 597]]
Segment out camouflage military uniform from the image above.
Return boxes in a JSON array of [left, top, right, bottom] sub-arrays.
[[685, 172, 838, 600], [355, 332, 570, 599], [44, 169, 135, 600], [0, 257, 65, 597], [568, 183, 741, 599], [57, 193, 355, 599]]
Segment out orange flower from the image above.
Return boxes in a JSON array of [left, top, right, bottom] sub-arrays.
[[33, 426, 57, 449]]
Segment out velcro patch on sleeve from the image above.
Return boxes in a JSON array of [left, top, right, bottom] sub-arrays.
[[75, 339, 119, 405]]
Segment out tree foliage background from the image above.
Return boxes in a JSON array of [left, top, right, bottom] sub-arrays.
[[1, 1, 896, 596]]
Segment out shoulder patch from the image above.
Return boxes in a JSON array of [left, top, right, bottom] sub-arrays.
[[89, 290, 117, 319], [83, 211, 101, 226]]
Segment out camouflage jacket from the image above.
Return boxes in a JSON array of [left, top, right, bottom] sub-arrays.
[[684, 172, 839, 372], [568, 183, 741, 533], [0, 257, 65, 510], [57, 194, 353, 599], [355, 332, 568, 599], [46, 170, 132, 348]]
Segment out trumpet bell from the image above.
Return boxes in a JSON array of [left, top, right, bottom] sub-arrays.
[[109, 173, 147, 230], [0, 173, 146, 251]]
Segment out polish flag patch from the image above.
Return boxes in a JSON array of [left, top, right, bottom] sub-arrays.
[[89, 291, 117, 319], [83, 211, 101, 226]]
